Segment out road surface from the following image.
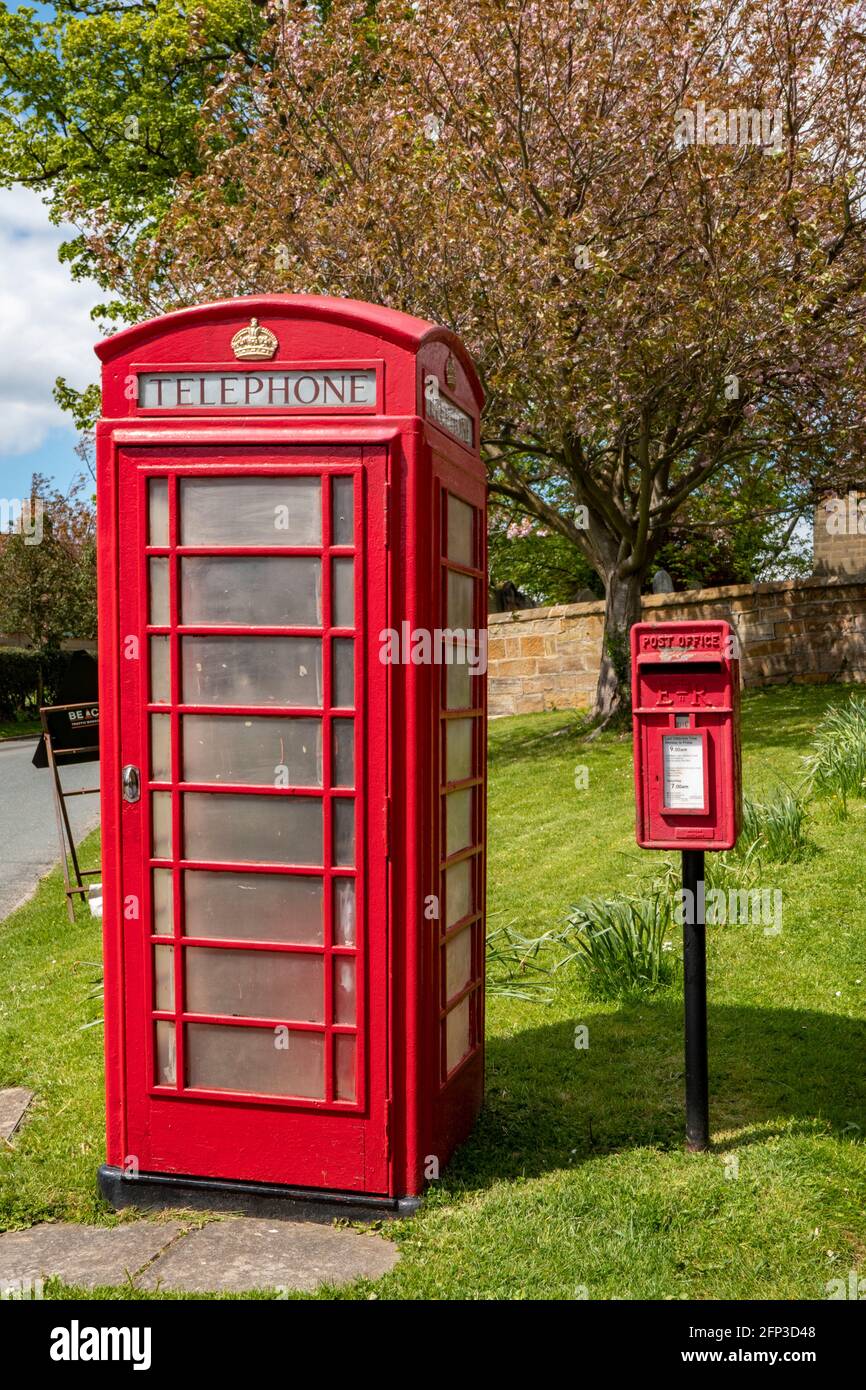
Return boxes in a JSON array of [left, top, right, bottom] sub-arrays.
[[0, 738, 100, 920]]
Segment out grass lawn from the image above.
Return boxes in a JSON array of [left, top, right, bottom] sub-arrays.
[[0, 714, 41, 740], [0, 683, 864, 1299]]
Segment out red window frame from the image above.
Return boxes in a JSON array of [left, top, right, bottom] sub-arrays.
[[437, 485, 486, 1085], [131, 455, 372, 1114]]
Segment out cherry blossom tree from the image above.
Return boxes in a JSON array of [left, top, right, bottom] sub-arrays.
[[80, 0, 866, 714]]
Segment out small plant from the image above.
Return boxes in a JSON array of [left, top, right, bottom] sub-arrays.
[[552, 894, 678, 1000], [486, 921, 555, 1001], [802, 696, 866, 816], [737, 786, 809, 863], [652, 846, 761, 898]]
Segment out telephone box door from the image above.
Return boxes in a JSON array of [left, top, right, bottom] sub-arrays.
[[115, 443, 389, 1193]]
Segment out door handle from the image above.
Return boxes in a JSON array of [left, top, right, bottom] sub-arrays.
[[122, 764, 141, 804]]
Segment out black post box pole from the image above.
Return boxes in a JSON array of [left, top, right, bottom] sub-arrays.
[[682, 848, 709, 1151]]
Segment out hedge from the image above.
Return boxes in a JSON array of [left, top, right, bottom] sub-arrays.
[[0, 648, 77, 720]]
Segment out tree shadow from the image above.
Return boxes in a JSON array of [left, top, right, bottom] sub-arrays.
[[450, 1002, 865, 1188]]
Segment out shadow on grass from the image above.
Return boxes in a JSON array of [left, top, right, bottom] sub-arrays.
[[448, 1002, 865, 1189], [487, 715, 631, 773]]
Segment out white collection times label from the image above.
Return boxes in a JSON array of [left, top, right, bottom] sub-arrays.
[[662, 734, 705, 810]]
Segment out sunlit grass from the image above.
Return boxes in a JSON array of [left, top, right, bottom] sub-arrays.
[[0, 684, 864, 1300]]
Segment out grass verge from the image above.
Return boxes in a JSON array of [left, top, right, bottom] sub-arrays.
[[1, 684, 864, 1299]]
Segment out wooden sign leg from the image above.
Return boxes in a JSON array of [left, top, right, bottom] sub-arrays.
[[41, 717, 83, 923]]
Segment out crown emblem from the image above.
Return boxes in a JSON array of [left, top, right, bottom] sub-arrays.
[[231, 317, 278, 361], [444, 354, 457, 388]]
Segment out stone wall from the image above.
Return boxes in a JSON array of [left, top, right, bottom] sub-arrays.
[[487, 574, 866, 717]]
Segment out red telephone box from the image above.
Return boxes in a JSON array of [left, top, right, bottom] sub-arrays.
[[631, 620, 742, 851], [94, 295, 487, 1212]]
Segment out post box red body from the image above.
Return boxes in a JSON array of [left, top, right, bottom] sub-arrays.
[[94, 295, 487, 1210], [631, 620, 742, 851]]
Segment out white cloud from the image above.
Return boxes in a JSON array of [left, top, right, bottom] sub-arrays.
[[0, 186, 102, 456]]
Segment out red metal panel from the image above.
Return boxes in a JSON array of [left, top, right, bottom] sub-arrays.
[[387, 414, 487, 1194], [97, 294, 487, 1203], [113, 443, 389, 1191], [630, 620, 743, 852], [97, 419, 126, 1168]]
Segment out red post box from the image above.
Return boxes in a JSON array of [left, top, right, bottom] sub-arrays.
[[94, 295, 487, 1213], [631, 620, 742, 851]]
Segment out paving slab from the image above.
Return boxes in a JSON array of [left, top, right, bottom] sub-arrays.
[[0, 1221, 184, 1290], [0, 1087, 33, 1142], [138, 1216, 399, 1294]]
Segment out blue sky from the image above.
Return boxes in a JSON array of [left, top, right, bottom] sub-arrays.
[[1, 1, 100, 501], [0, 185, 102, 498]]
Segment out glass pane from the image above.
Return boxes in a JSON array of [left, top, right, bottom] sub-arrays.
[[150, 635, 171, 704], [150, 713, 171, 782], [152, 869, 174, 936], [184, 871, 322, 944], [181, 557, 321, 628], [333, 878, 356, 946], [149, 478, 169, 547], [332, 718, 354, 787], [181, 636, 322, 708], [155, 1021, 176, 1085], [445, 857, 473, 928], [335, 1034, 356, 1102], [446, 927, 473, 1000], [153, 945, 175, 1011], [446, 997, 471, 1072], [334, 956, 356, 1025], [149, 557, 170, 627], [446, 788, 473, 857], [333, 799, 355, 867], [186, 1022, 324, 1098], [332, 558, 354, 628], [152, 791, 172, 859], [447, 570, 475, 629], [184, 792, 323, 866], [446, 660, 472, 710], [447, 495, 475, 567], [183, 715, 322, 787], [185, 947, 324, 1023], [332, 639, 354, 707], [445, 718, 474, 783], [332, 477, 354, 546], [180, 477, 321, 547]]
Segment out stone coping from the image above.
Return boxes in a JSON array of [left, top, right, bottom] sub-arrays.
[[487, 573, 866, 626]]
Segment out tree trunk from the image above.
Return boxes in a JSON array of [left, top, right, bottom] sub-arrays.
[[594, 568, 643, 718]]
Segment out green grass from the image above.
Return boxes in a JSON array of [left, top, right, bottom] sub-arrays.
[[0, 683, 864, 1299], [0, 714, 40, 739]]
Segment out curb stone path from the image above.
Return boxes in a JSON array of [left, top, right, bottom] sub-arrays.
[[137, 1217, 398, 1294], [0, 1217, 399, 1295], [0, 1222, 187, 1291]]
